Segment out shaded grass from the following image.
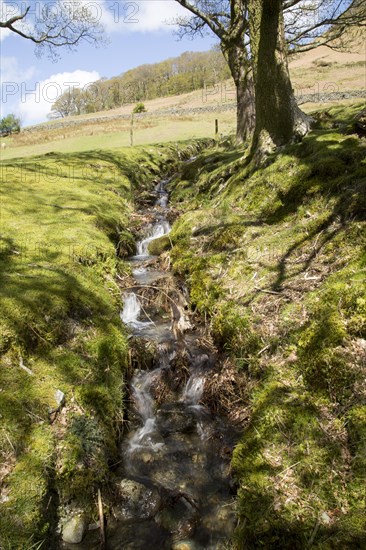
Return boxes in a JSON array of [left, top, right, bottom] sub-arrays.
[[168, 103, 366, 547]]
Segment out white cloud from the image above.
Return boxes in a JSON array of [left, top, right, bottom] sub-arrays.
[[0, 57, 37, 118], [16, 69, 100, 125], [0, 25, 11, 41], [100, 0, 186, 33]]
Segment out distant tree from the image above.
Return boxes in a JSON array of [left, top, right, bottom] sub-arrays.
[[50, 87, 83, 118], [47, 111, 61, 121], [133, 103, 147, 114], [0, 0, 105, 58], [85, 80, 113, 112], [111, 80, 123, 108], [47, 50, 232, 118], [0, 114, 21, 135], [284, 0, 366, 54]]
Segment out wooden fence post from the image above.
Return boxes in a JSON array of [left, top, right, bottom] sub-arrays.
[[130, 113, 134, 146]]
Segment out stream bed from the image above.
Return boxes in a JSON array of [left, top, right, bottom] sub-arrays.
[[64, 174, 238, 549]]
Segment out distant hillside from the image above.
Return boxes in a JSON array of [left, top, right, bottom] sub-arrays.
[[289, 25, 365, 95], [50, 50, 231, 119]]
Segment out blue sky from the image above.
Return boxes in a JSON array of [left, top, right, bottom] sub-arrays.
[[0, 0, 216, 126]]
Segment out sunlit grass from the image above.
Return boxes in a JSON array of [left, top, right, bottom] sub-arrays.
[[1, 112, 236, 160]]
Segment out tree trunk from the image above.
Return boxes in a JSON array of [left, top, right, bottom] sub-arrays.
[[222, 42, 255, 144], [235, 73, 255, 145], [249, 0, 311, 154]]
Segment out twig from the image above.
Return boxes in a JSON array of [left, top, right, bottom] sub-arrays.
[[123, 284, 180, 307], [97, 489, 106, 549], [277, 461, 302, 480], [4, 432, 15, 452], [24, 407, 44, 422], [257, 344, 270, 356], [19, 356, 34, 376], [28, 324, 49, 345], [133, 294, 157, 325], [254, 286, 282, 295], [308, 517, 320, 547]]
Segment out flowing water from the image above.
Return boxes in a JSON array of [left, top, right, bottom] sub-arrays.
[[67, 175, 238, 549], [110, 176, 237, 549]]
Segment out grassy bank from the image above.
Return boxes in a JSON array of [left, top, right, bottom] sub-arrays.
[[0, 141, 207, 548], [167, 103, 366, 548]]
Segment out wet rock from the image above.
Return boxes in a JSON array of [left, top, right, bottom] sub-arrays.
[[107, 520, 170, 550], [151, 466, 181, 489], [201, 503, 237, 539], [114, 479, 161, 520], [156, 403, 197, 436], [156, 503, 198, 539], [62, 514, 87, 544], [172, 541, 200, 550]]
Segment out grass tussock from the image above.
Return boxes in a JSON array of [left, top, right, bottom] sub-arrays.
[[0, 140, 208, 548], [168, 103, 366, 548]]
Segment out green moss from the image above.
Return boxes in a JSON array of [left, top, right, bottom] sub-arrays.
[[296, 261, 366, 403], [148, 234, 172, 255], [189, 257, 225, 314], [167, 103, 366, 548], [232, 365, 363, 548], [309, 155, 346, 178], [211, 301, 261, 368], [57, 414, 110, 503], [117, 229, 136, 257], [347, 406, 366, 472], [0, 425, 54, 548]]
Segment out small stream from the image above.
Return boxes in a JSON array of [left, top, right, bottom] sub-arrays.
[[66, 173, 238, 549], [107, 175, 238, 549]]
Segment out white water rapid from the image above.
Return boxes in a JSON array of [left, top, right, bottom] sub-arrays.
[[183, 374, 205, 405], [134, 220, 171, 258], [128, 368, 164, 453]]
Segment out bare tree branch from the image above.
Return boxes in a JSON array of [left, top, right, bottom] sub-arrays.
[[0, 1, 105, 58], [284, 0, 366, 53], [175, 0, 227, 39]]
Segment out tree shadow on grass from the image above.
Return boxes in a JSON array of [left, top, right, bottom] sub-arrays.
[[234, 380, 365, 549], [264, 133, 366, 290], [0, 234, 118, 392]]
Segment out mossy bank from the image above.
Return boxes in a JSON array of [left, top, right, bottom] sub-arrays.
[[0, 140, 209, 548], [166, 104, 366, 548]]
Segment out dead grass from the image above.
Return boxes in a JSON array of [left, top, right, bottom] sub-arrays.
[[202, 357, 251, 425]]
